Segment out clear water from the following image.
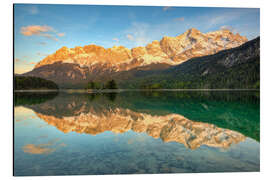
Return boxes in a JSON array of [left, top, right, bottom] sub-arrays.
[[14, 91, 260, 176]]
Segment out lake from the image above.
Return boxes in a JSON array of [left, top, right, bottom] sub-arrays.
[[14, 90, 260, 176]]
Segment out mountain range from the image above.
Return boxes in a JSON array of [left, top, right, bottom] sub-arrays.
[[21, 28, 259, 89]]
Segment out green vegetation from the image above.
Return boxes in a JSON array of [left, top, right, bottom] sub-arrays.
[[14, 76, 59, 90], [85, 81, 103, 90], [104, 80, 118, 89], [85, 79, 118, 90], [120, 56, 260, 90], [141, 83, 163, 89]]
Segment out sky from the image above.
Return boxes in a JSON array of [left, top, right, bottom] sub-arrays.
[[14, 4, 260, 74]]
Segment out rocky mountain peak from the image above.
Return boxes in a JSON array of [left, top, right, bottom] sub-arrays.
[[33, 28, 248, 72]]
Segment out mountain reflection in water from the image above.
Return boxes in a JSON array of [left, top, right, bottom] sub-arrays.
[[17, 91, 259, 148], [34, 108, 246, 150], [14, 91, 260, 175]]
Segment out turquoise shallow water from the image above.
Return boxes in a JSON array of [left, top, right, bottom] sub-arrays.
[[14, 91, 260, 176]]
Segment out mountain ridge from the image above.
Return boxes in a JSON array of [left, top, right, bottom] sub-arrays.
[[34, 28, 247, 72]]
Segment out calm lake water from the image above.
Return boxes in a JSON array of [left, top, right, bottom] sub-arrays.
[[14, 90, 260, 176]]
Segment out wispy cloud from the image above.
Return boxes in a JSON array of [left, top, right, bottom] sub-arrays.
[[163, 6, 172, 11], [199, 9, 259, 29], [14, 57, 37, 74], [123, 8, 259, 48], [57, 33, 65, 37], [124, 22, 153, 46], [22, 5, 39, 15], [20, 25, 63, 41], [174, 17, 185, 22], [21, 25, 54, 36], [124, 20, 191, 47], [28, 6, 38, 15], [126, 34, 134, 41], [41, 33, 59, 41], [220, 25, 237, 33], [38, 42, 47, 46], [37, 52, 48, 57], [15, 58, 36, 65], [112, 38, 119, 43]]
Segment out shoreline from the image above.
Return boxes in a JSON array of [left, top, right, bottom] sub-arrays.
[[14, 88, 260, 93]]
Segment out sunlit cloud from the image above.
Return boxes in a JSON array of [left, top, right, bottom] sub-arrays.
[[57, 33, 65, 37], [20, 25, 62, 41], [20, 25, 54, 36]]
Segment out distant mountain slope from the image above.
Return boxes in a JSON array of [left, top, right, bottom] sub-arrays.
[[117, 37, 260, 89]]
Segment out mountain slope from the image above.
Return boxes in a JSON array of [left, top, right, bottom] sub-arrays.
[[117, 37, 260, 89]]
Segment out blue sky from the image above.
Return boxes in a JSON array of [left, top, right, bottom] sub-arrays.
[[14, 4, 260, 74]]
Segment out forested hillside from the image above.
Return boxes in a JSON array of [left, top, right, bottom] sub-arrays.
[[14, 76, 59, 90]]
